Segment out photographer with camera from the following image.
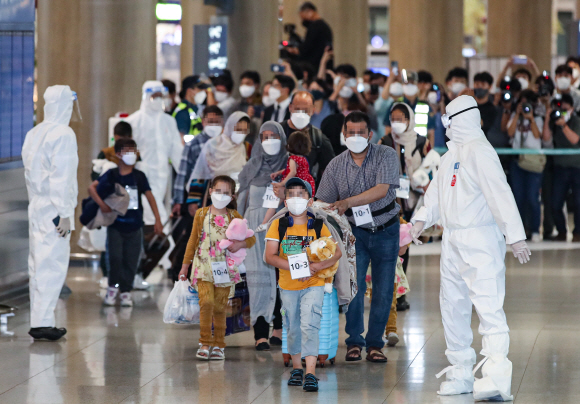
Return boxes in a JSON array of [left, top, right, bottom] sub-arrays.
[[473, 72, 496, 136], [554, 64, 580, 112], [507, 89, 544, 242], [542, 94, 580, 242], [285, 2, 333, 73]]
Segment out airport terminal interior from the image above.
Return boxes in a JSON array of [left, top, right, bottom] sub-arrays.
[[2, 0, 580, 403]]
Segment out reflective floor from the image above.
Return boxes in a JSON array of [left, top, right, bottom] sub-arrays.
[[1, 245, 580, 403]]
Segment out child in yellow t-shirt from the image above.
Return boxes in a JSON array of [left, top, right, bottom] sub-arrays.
[[264, 178, 342, 393]]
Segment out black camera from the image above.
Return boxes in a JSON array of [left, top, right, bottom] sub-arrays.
[[522, 103, 532, 114], [538, 83, 551, 97], [550, 109, 563, 123]]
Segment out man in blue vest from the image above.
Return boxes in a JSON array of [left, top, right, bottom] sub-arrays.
[[173, 75, 204, 142]]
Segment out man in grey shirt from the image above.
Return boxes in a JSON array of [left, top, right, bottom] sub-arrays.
[[316, 111, 400, 363]]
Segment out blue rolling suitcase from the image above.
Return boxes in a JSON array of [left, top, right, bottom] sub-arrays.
[[282, 287, 339, 367]]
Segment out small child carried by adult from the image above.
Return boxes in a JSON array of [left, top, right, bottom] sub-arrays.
[[178, 175, 256, 361], [256, 131, 316, 232]]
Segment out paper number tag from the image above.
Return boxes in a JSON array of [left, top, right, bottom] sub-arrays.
[[288, 253, 310, 280], [211, 261, 230, 284], [262, 185, 280, 208], [126, 186, 139, 210], [352, 204, 374, 226], [396, 176, 410, 199]]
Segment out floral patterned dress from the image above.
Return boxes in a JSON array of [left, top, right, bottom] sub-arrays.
[[191, 212, 242, 288]]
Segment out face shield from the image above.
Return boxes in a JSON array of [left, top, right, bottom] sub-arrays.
[[142, 85, 169, 112], [71, 91, 82, 122]]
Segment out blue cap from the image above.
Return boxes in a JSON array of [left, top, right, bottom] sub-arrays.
[[285, 177, 312, 198]]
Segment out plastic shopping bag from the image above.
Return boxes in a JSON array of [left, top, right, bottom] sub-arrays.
[[163, 280, 200, 324]]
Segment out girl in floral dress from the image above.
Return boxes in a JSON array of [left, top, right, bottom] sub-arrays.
[[179, 175, 256, 360], [257, 131, 315, 231]]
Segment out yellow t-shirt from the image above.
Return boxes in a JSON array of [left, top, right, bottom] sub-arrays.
[[265, 218, 332, 291]]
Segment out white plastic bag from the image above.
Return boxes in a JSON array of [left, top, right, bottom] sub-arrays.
[[163, 280, 200, 324], [77, 226, 107, 252]]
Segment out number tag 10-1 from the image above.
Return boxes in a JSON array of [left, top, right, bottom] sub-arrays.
[[352, 204, 373, 226], [288, 252, 310, 280], [211, 261, 230, 284]]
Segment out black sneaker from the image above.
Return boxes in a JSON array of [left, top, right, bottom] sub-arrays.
[[255, 342, 270, 351], [269, 336, 282, 346], [28, 327, 67, 341], [303, 373, 319, 392], [288, 369, 304, 386]]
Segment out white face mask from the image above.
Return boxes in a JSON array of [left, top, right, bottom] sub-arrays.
[[239, 85, 255, 98], [121, 152, 137, 166], [333, 76, 341, 86], [148, 98, 164, 112], [163, 98, 173, 112], [231, 131, 246, 144], [450, 82, 466, 95], [402, 83, 419, 97], [290, 112, 311, 129], [215, 90, 229, 103], [390, 82, 403, 97], [211, 193, 232, 209], [268, 87, 281, 101], [391, 122, 408, 135], [557, 76, 571, 91], [340, 132, 346, 146], [345, 135, 368, 153], [262, 95, 275, 107], [518, 77, 529, 90], [286, 197, 309, 216], [363, 83, 371, 93], [262, 139, 281, 155], [339, 86, 354, 99], [204, 125, 222, 138], [427, 91, 438, 105], [194, 91, 207, 105]]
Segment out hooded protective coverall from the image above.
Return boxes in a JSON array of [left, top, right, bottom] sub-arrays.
[[412, 96, 526, 401], [22, 85, 79, 328], [126, 81, 183, 225]]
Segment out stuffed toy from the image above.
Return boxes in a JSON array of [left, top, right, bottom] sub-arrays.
[[219, 218, 255, 267], [307, 236, 339, 293], [400, 222, 413, 247]]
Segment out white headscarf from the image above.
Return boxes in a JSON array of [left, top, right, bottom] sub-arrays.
[[190, 111, 249, 180], [444, 95, 485, 146]]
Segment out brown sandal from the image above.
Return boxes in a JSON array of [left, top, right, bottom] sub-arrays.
[[366, 347, 388, 363], [345, 345, 362, 361]]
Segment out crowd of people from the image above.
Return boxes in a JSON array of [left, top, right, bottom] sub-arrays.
[[21, 1, 578, 399]]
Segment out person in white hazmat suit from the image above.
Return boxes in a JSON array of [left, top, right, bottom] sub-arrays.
[[22, 85, 80, 341], [126, 81, 183, 289], [410, 95, 531, 401]]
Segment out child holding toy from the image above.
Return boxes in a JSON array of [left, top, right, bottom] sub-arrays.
[[179, 175, 256, 361], [264, 178, 342, 392], [256, 131, 316, 232]]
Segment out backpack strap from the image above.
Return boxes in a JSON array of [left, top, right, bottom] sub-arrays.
[[313, 218, 324, 239], [310, 126, 322, 149], [413, 135, 427, 159], [278, 216, 290, 243]]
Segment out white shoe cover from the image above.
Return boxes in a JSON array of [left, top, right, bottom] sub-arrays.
[[473, 334, 514, 401], [436, 348, 476, 396]]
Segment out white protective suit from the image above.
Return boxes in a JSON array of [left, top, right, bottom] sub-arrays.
[[412, 96, 527, 401], [126, 81, 183, 225], [22, 85, 79, 328]]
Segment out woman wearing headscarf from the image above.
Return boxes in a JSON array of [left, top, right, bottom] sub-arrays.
[[189, 111, 251, 184], [237, 121, 288, 351]]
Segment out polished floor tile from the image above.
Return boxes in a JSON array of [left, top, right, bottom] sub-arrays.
[[1, 246, 579, 403]]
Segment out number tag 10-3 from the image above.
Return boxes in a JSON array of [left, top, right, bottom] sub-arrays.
[[352, 204, 373, 226], [288, 252, 310, 280], [211, 261, 230, 284]]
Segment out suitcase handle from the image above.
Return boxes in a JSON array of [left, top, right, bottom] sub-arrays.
[[147, 217, 182, 250]]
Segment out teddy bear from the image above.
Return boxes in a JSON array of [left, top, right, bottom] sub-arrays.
[[400, 222, 413, 247], [306, 236, 339, 293], [219, 218, 255, 267]]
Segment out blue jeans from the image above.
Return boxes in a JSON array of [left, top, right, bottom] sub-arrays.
[[510, 160, 543, 234], [280, 286, 325, 358], [552, 166, 580, 235], [346, 221, 400, 350]]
